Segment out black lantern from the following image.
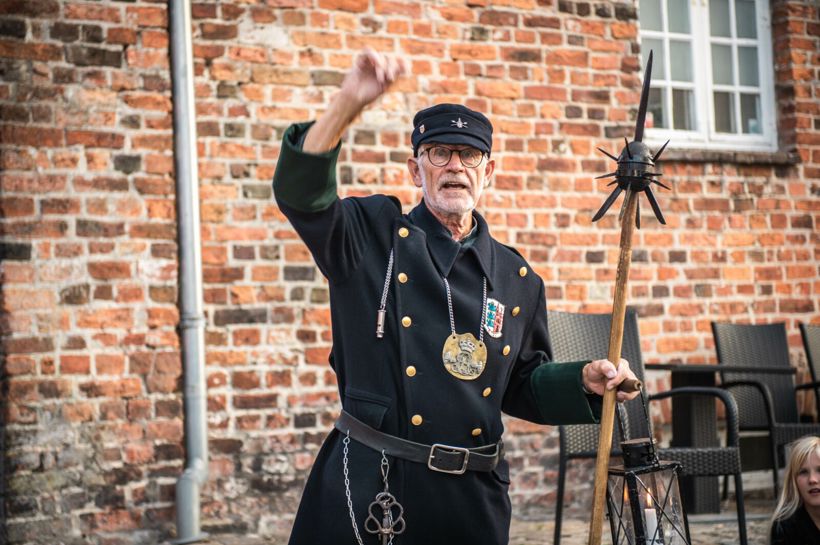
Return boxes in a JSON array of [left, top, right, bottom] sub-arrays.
[[606, 396, 690, 545]]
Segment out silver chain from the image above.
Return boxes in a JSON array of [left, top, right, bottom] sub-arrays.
[[343, 433, 398, 545], [379, 249, 394, 312], [443, 276, 488, 343], [343, 432, 366, 545], [375, 249, 395, 338]]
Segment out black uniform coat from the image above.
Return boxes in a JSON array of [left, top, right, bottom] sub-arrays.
[[273, 122, 602, 545]]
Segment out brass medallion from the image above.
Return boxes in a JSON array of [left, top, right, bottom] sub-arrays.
[[442, 332, 487, 380]]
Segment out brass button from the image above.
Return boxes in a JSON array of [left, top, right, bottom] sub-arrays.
[[406, 366, 416, 377], [402, 316, 412, 327], [398, 272, 408, 283], [511, 306, 520, 317], [399, 227, 409, 238], [519, 266, 527, 277], [482, 387, 492, 397], [502, 345, 511, 356], [471, 428, 482, 437], [411, 414, 423, 426]]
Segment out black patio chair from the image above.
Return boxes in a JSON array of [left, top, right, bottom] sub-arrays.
[[711, 321, 820, 495], [798, 323, 820, 419], [550, 310, 746, 545]]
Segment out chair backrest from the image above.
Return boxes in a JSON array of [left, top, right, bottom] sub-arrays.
[[799, 323, 820, 384], [547, 309, 648, 457], [711, 322, 798, 427]]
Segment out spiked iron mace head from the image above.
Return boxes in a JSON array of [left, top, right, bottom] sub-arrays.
[[592, 50, 670, 229]]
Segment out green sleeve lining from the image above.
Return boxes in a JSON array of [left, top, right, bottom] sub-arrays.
[[272, 121, 342, 213], [529, 360, 602, 425]]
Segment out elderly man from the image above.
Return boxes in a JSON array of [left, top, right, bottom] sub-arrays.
[[272, 49, 639, 545]]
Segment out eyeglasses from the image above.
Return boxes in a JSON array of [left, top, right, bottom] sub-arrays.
[[419, 145, 485, 168]]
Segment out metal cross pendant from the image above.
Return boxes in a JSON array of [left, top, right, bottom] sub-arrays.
[[365, 491, 405, 544], [364, 452, 405, 544]]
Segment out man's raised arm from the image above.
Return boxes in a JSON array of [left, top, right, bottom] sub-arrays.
[[303, 48, 405, 154]]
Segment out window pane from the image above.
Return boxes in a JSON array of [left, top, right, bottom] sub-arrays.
[[738, 46, 759, 86], [672, 89, 695, 130], [710, 0, 731, 37], [740, 93, 762, 134], [736, 0, 757, 38], [670, 40, 693, 81], [642, 37, 666, 80], [667, 0, 691, 33], [711, 44, 734, 85], [649, 87, 667, 128], [640, 0, 663, 31], [714, 92, 736, 133]]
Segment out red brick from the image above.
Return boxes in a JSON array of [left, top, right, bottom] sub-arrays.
[[63, 402, 95, 422], [126, 5, 167, 27], [88, 261, 131, 279], [65, 2, 121, 22], [66, 130, 124, 149], [96, 354, 125, 375], [0, 0, 59, 17], [450, 43, 498, 60], [124, 442, 155, 464], [77, 308, 133, 329], [80, 377, 142, 398], [0, 40, 62, 61], [233, 371, 261, 389], [318, 0, 367, 11], [1, 125, 64, 147], [546, 49, 588, 67], [60, 354, 90, 374], [107, 27, 137, 44]]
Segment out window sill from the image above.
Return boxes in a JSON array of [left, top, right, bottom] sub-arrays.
[[659, 148, 799, 166]]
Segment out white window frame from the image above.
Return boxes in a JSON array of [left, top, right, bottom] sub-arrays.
[[640, 0, 778, 152]]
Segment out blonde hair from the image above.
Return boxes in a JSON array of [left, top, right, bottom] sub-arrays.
[[770, 435, 820, 535]]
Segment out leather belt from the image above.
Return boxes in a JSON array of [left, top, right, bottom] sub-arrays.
[[335, 410, 503, 474]]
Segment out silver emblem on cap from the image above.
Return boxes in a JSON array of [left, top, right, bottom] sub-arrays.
[[451, 118, 468, 129]]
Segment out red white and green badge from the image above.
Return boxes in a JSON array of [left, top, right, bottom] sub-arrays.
[[484, 298, 504, 338]]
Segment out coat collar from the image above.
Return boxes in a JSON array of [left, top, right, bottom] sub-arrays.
[[407, 200, 496, 290]]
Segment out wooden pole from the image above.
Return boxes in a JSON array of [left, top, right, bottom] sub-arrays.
[[587, 189, 639, 545]]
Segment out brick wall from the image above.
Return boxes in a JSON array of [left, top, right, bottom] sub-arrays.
[[0, 0, 817, 543]]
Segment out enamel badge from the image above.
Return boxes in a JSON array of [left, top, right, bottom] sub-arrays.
[[484, 298, 504, 338]]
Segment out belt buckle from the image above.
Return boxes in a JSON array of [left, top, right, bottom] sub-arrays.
[[428, 443, 470, 474]]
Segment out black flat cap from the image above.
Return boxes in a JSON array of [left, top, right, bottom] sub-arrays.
[[411, 103, 493, 156]]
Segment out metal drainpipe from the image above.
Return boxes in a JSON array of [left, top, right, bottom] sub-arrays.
[[169, 0, 208, 543]]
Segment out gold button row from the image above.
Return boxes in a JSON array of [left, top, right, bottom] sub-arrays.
[[399, 227, 409, 238], [398, 272, 408, 283], [402, 316, 412, 327], [511, 306, 520, 317], [406, 365, 416, 377], [411, 414, 423, 426]]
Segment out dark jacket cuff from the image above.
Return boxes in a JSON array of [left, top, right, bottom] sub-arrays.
[[530, 360, 602, 425], [272, 121, 342, 213]]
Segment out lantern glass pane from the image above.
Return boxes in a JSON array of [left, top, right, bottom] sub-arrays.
[[607, 465, 690, 545], [639, 468, 689, 545], [607, 474, 636, 545]]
